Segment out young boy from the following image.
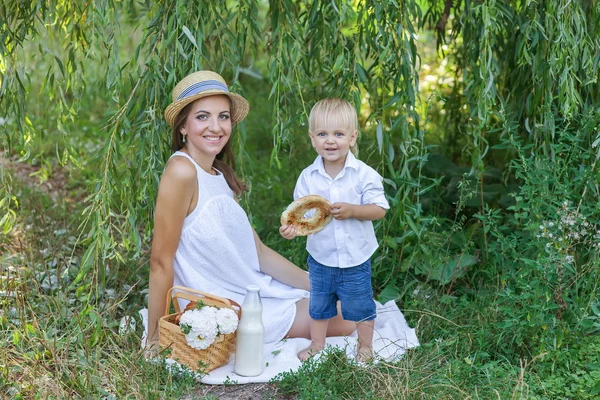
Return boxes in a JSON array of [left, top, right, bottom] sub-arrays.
[[280, 98, 389, 362]]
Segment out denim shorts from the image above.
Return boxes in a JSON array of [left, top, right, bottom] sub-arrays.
[[307, 255, 376, 322]]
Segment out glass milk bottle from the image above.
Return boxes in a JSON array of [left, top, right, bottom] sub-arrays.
[[234, 285, 265, 376]]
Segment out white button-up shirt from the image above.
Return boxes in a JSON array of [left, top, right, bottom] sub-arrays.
[[293, 152, 390, 268]]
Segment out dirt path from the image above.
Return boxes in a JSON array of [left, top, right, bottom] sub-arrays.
[[195, 382, 293, 399], [0, 150, 69, 201]]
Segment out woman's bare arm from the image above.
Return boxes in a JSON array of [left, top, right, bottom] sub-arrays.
[[147, 158, 197, 347], [252, 229, 310, 291]]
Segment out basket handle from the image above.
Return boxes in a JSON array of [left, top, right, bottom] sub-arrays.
[[164, 285, 236, 315]]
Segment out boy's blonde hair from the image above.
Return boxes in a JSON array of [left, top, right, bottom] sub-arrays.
[[308, 98, 359, 155]]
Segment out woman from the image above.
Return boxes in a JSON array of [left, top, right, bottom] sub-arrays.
[[146, 71, 355, 352]]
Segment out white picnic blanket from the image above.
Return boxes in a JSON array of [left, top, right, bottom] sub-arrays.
[[139, 300, 419, 384]]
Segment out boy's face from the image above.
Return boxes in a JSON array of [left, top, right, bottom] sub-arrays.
[[309, 124, 357, 166]]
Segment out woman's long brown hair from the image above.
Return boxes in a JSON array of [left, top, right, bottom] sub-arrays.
[[171, 100, 247, 196]]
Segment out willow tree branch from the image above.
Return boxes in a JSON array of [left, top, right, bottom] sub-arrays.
[[436, 0, 454, 35]]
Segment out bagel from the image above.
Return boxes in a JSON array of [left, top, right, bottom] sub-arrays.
[[280, 195, 332, 236]]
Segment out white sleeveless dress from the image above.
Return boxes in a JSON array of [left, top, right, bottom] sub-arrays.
[[170, 152, 309, 344]]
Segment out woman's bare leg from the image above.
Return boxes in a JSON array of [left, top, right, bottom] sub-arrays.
[[286, 298, 356, 339]]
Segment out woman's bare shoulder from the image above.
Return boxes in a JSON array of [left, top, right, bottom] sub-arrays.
[[162, 156, 197, 184], [155, 157, 198, 218]]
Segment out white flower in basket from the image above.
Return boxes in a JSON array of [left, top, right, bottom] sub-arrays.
[[178, 300, 238, 350]]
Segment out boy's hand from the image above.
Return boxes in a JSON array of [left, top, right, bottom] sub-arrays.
[[331, 202, 355, 220], [280, 224, 298, 240]]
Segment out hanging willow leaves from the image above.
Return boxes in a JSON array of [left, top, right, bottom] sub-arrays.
[[1, 0, 599, 298]]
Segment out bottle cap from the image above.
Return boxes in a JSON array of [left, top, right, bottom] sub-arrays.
[[246, 285, 260, 292]]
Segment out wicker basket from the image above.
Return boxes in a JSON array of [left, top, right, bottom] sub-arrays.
[[159, 286, 241, 373]]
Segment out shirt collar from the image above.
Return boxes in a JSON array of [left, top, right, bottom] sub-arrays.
[[308, 152, 359, 178]]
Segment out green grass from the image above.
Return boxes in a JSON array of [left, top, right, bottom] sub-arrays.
[[0, 178, 197, 399], [3, 169, 599, 399]]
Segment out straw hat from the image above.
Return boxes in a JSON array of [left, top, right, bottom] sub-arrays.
[[164, 71, 249, 127]]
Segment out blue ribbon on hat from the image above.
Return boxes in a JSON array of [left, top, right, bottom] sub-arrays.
[[177, 80, 230, 100]]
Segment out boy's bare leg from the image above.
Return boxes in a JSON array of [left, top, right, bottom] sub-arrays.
[[356, 320, 374, 362], [298, 318, 329, 361]]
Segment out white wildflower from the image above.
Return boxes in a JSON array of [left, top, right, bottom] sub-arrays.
[[119, 316, 136, 335], [179, 309, 202, 330], [548, 222, 554, 227], [179, 308, 218, 341], [146, 106, 156, 120], [185, 330, 217, 350], [215, 308, 238, 334], [199, 306, 218, 321], [565, 255, 575, 264], [178, 304, 239, 350]]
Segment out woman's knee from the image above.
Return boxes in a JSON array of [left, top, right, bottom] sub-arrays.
[[328, 302, 356, 336], [327, 314, 356, 336], [287, 299, 357, 338]]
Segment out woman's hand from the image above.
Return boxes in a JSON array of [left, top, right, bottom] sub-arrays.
[[144, 338, 160, 360], [279, 224, 298, 240]]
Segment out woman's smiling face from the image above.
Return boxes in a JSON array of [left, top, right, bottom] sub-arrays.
[[181, 95, 232, 158]]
